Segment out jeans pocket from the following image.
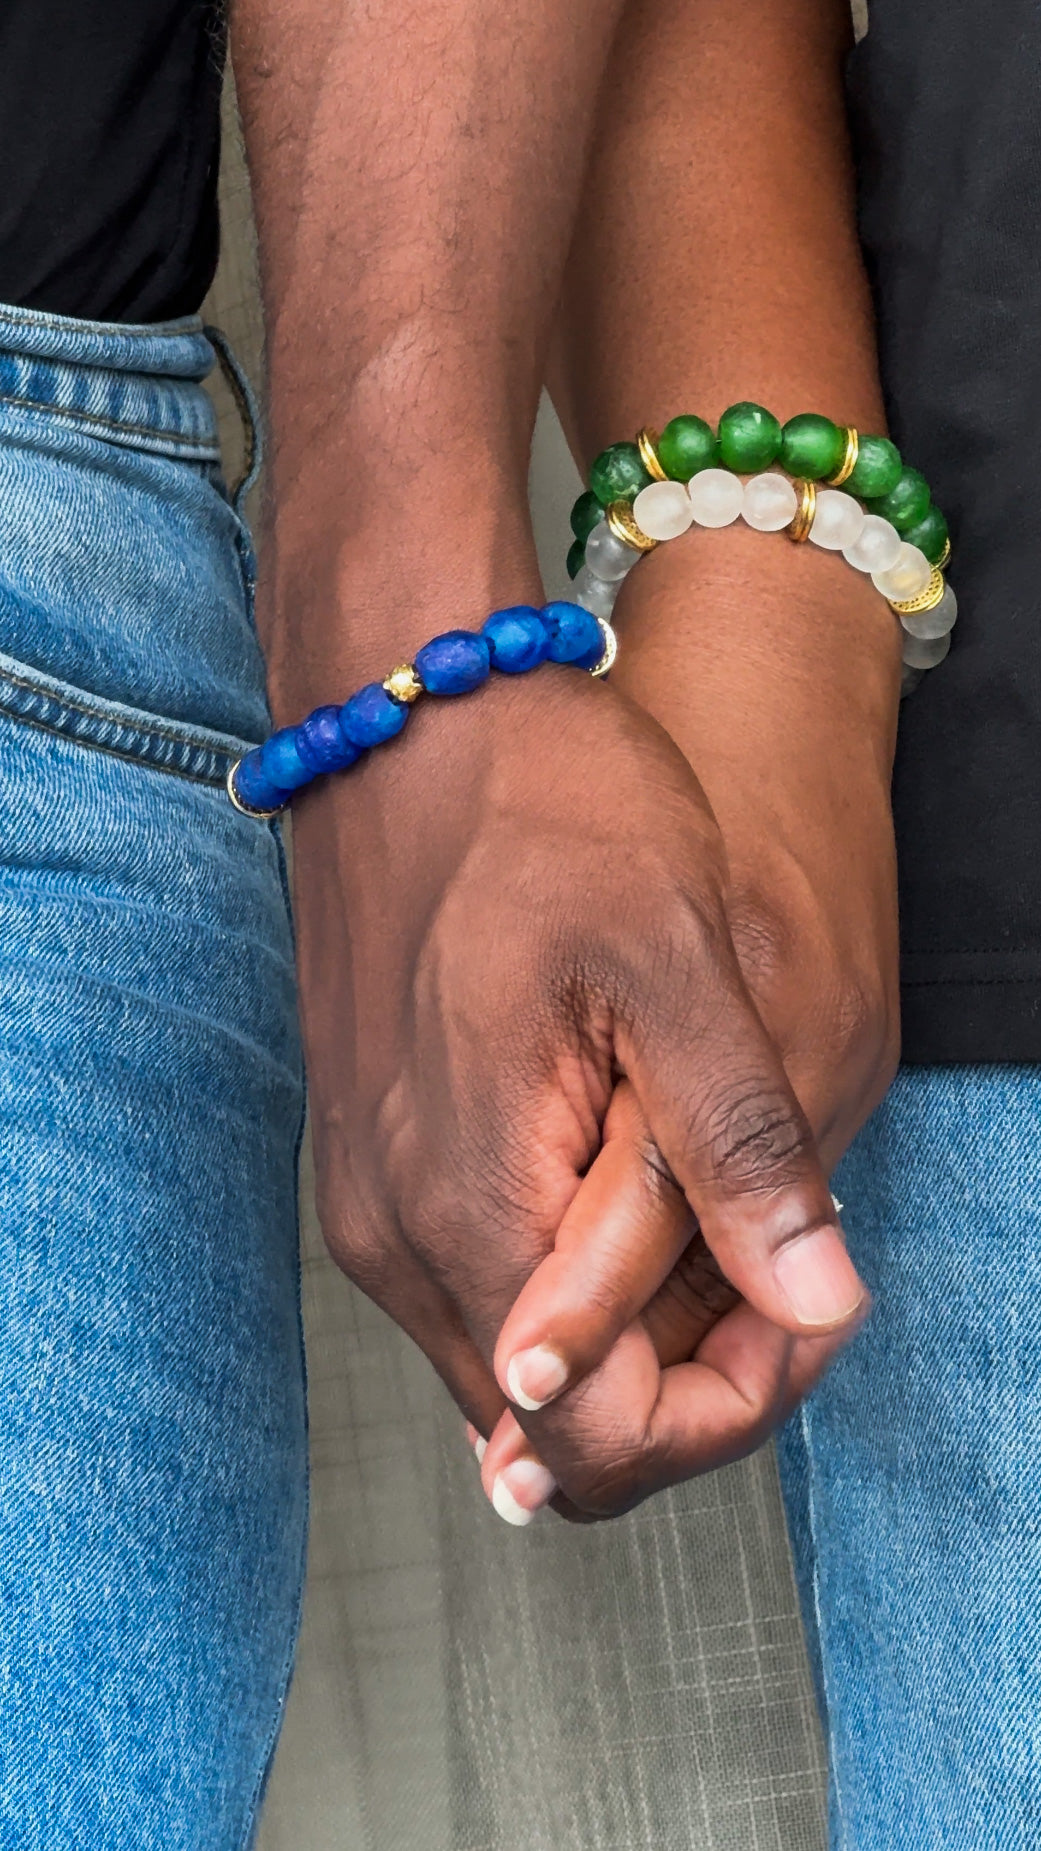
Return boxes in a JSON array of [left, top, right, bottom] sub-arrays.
[[0, 644, 261, 789]]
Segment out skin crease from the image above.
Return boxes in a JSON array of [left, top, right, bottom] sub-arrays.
[[233, 0, 898, 1521]]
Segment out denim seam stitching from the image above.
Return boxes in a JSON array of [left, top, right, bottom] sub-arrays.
[[0, 665, 250, 752], [0, 391, 220, 450], [0, 307, 202, 337], [2, 706, 235, 787]]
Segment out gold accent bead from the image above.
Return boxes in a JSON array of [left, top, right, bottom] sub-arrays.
[[226, 760, 284, 820], [788, 479, 817, 544], [636, 427, 669, 483], [589, 618, 618, 678], [936, 537, 952, 571], [826, 426, 860, 487], [606, 499, 657, 554], [383, 663, 424, 704], [887, 567, 947, 616]]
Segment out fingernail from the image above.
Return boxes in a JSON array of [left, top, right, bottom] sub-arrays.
[[773, 1225, 865, 1329], [505, 1346, 569, 1411], [490, 1458, 557, 1527], [831, 1193, 844, 1215], [474, 1436, 487, 1463]]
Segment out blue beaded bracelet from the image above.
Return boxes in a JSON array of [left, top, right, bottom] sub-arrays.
[[228, 600, 617, 819]]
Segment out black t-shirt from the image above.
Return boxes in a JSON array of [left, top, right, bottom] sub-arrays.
[[849, 0, 1041, 1061], [0, 0, 1036, 1062], [0, 0, 224, 322]]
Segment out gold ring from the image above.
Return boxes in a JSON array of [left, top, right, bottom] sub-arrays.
[[936, 538, 952, 571], [887, 567, 947, 616], [590, 618, 618, 678], [826, 427, 859, 487], [636, 428, 669, 483], [788, 479, 817, 544], [226, 760, 285, 820], [606, 499, 657, 554]]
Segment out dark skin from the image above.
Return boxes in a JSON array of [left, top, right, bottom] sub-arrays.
[[234, 0, 896, 1524]]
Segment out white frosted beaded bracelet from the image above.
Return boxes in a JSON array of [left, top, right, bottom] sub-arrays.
[[570, 469, 956, 695]]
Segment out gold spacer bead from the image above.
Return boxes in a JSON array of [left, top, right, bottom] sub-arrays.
[[636, 427, 669, 483], [383, 663, 424, 704], [589, 618, 618, 678], [936, 537, 952, 571], [606, 499, 657, 554], [226, 760, 285, 820], [788, 479, 817, 544], [887, 567, 947, 616], [826, 426, 860, 487]]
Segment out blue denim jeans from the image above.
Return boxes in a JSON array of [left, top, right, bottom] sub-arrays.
[[0, 303, 307, 1849], [779, 1064, 1041, 1848]]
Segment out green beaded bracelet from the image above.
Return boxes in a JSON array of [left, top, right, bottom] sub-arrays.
[[571, 405, 949, 572]]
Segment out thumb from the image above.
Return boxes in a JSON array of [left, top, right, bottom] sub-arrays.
[[617, 908, 866, 1336]]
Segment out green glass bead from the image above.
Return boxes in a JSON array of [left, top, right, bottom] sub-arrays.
[[869, 465, 932, 536], [589, 442, 652, 507], [780, 413, 845, 481], [901, 504, 949, 566], [570, 489, 602, 545], [846, 434, 903, 500], [566, 540, 586, 581], [658, 415, 719, 482], [717, 402, 783, 473]]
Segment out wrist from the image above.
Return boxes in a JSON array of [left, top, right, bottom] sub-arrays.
[[259, 490, 541, 724]]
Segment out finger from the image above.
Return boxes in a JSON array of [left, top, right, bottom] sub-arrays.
[[324, 1201, 508, 1439], [617, 906, 866, 1337], [484, 1303, 796, 1522], [493, 1081, 693, 1411]]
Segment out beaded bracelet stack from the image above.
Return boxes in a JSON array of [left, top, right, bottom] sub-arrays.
[[228, 600, 615, 818], [567, 405, 955, 692]]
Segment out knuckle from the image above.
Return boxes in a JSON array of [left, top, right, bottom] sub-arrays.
[[547, 1404, 653, 1519], [703, 1080, 813, 1192]]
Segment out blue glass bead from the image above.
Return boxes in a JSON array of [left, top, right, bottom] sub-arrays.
[[260, 727, 313, 792], [234, 749, 289, 814], [340, 682, 410, 749], [296, 703, 361, 774], [481, 606, 551, 674], [414, 629, 492, 695], [541, 600, 605, 671]]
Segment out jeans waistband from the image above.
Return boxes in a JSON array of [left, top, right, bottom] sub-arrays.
[[0, 302, 224, 462]]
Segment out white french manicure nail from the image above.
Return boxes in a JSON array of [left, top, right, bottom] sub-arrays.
[[474, 1436, 487, 1463], [490, 1458, 556, 1527], [832, 1193, 844, 1215], [492, 1477, 536, 1526], [506, 1346, 569, 1411]]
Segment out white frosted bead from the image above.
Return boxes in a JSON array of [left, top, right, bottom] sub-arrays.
[[741, 472, 798, 532], [900, 664, 923, 699], [902, 629, 951, 670], [842, 514, 902, 575], [632, 479, 694, 542], [872, 543, 932, 602], [900, 582, 958, 641], [584, 520, 639, 582], [572, 565, 618, 619], [688, 467, 744, 528], [809, 489, 865, 551]]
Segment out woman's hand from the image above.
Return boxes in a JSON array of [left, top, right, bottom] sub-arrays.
[[476, 535, 901, 1522], [289, 655, 866, 1516]]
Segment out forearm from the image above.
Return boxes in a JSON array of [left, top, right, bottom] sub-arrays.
[[553, 0, 902, 1142], [553, 0, 900, 759], [232, 0, 626, 714]]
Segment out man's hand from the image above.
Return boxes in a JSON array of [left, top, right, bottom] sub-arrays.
[[292, 661, 866, 1516], [475, 538, 900, 1521]]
